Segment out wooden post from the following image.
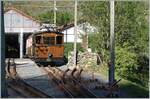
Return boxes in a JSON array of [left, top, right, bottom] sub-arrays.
[[73, 0, 77, 66], [109, 0, 115, 85], [0, 1, 8, 97]]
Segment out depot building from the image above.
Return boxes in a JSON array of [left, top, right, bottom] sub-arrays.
[[4, 7, 41, 58]]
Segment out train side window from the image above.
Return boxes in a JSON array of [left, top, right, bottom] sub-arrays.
[[43, 37, 55, 45], [50, 37, 55, 45], [35, 36, 41, 44], [56, 36, 62, 45]]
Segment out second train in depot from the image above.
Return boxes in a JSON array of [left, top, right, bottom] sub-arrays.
[[25, 27, 66, 65]]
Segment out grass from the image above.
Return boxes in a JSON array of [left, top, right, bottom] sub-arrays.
[[84, 63, 149, 98], [118, 79, 149, 98]]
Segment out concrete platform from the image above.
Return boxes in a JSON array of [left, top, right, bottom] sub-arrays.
[[14, 58, 66, 98]]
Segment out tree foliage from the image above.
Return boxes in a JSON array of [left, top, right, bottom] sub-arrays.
[[115, 2, 149, 54], [79, 1, 110, 53], [36, 11, 73, 26], [79, 1, 149, 87], [36, 11, 54, 24]]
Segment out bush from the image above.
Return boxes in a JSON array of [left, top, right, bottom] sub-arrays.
[[64, 43, 84, 58], [88, 33, 109, 62], [115, 47, 149, 87], [115, 47, 138, 78], [136, 54, 149, 87]]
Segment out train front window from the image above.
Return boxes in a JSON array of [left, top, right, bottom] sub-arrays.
[[43, 37, 55, 45], [56, 36, 62, 45], [35, 36, 41, 44]]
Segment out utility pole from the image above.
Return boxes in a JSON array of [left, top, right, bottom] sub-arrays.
[[54, 0, 56, 26], [109, 0, 115, 85], [149, 0, 150, 82], [73, 0, 77, 66], [0, 1, 8, 97]]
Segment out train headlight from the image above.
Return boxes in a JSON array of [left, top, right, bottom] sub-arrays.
[[47, 53, 53, 62]]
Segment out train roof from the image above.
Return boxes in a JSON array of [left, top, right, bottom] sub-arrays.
[[27, 30, 63, 38], [33, 24, 63, 35], [27, 24, 63, 39], [33, 30, 63, 35]]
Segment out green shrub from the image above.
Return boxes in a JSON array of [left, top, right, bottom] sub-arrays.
[[115, 47, 138, 78], [136, 54, 149, 87], [64, 43, 84, 58], [88, 33, 109, 62], [115, 47, 149, 87]]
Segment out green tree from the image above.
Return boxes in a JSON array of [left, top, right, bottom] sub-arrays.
[[78, 1, 110, 62], [115, 2, 149, 54], [56, 11, 73, 26], [37, 11, 54, 24], [36, 11, 73, 26], [78, 1, 149, 87]]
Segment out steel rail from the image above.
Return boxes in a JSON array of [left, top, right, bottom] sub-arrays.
[[48, 67, 97, 98], [68, 71, 98, 98], [8, 83, 28, 98], [45, 67, 89, 97], [41, 67, 74, 98], [7, 78, 51, 98], [6, 59, 51, 98], [47, 67, 95, 98]]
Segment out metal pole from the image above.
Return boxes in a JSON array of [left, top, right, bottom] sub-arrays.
[[73, 0, 77, 66], [0, 1, 8, 97], [66, 30, 67, 43], [109, 0, 115, 85], [54, 0, 56, 26]]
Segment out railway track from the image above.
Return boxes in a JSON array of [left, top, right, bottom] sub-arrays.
[[41, 66, 97, 98], [6, 59, 119, 98], [7, 78, 51, 98], [6, 58, 51, 98], [41, 67, 74, 98]]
